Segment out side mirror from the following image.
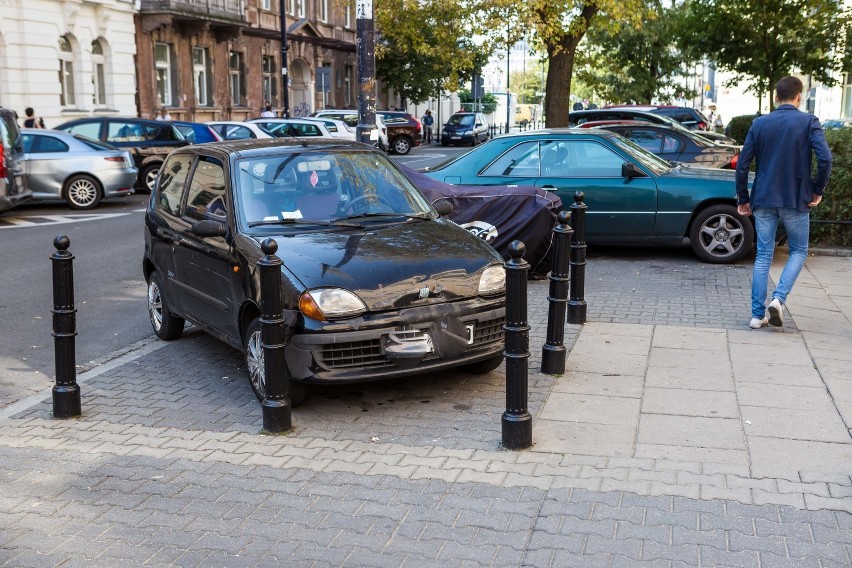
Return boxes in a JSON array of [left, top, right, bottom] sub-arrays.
[[192, 219, 227, 238], [433, 199, 453, 217], [622, 162, 646, 179]]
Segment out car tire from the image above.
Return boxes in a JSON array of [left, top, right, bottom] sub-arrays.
[[147, 271, 185, 341], [244, 317, 308, 406], [689, 204, 754, 264], [141, 163, 161, 193], [461, 354, 504, 375], [63, 174, 102, 210], [392, 136, 412, 155]]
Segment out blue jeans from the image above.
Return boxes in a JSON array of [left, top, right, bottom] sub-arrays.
[[751, 207, 810, 319]]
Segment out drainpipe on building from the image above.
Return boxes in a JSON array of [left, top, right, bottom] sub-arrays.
[[280, 0, 290, 118]]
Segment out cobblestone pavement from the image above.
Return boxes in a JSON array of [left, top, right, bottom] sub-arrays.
[[0, 250, 849, 567]]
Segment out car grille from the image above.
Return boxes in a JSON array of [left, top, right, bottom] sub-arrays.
[[317, 339, 391, 370], [468, 317, 505, 345], [316, 316, 505, 371]]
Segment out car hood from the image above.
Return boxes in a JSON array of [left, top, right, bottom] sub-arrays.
[[252, 219, 502, 311]]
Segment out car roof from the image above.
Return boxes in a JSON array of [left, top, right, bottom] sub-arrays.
[[59, 116, 164, 126], [168, 137, 374, 158], [492, 128, 623, 140]]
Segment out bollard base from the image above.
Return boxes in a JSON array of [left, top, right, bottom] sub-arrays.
[[567, 301, 587, 325], [52, 384, 81, 419], [501, 411, 532, 450], [541, 344, 566, 375], [262, 398, 292, 434]]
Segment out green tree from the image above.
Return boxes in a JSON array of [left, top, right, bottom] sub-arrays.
[[577, 2, 694, 104], [457, 89, 499, 113], [678, 0, 850, 110], [510, 66, 545, 105]]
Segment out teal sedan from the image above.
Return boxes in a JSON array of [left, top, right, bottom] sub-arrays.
[[423, 129, 754, 263]]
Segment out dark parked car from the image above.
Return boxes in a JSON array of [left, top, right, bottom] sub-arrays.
[[376, 110, 422, 155], [578, 121, 740, 169], [21, 129, 137, 209], [0, 106, 30, 212], [569, 109, 738, 145], [143, 139, 506, 405], [55, 117, 190, 192], [605, 105, 710, 131], [423, 129, 754, 264], [441, 112, 490, 147]]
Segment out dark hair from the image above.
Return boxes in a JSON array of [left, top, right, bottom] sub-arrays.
[[265, 104, 272, 111], [25, 107, 34, 117], [775, 76, 803, 102]]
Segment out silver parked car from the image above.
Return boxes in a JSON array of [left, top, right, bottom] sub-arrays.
[[21, 129, 138, 209]]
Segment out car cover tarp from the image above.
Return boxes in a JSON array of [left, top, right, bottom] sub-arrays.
[[400, 165, 562, 276]]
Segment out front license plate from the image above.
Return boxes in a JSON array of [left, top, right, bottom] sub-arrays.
[[451, 136, 461, 140]]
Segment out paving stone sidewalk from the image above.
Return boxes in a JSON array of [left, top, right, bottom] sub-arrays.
[[0, 249, 849, 567]]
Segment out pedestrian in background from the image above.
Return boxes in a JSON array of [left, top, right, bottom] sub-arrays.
[[735, 75, 832, 330], [421, 110, 434, 143], [23, 107, 45, 129], [260, 104, 276, 118], [155, 106, 172, 121]]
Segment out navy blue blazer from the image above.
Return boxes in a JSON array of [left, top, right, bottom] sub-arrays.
[[735, 104, 832, 212]]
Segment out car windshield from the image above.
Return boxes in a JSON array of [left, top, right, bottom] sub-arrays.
[[608, 135, 674, 176], [235, 150, 433, 230], [448, 114, 474, 126]]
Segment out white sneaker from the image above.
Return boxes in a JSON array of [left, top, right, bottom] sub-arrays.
[[767, 298, 783, 327], [749, 316, 768, 329]]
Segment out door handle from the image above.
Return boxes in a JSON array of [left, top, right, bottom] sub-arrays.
[[541, 185, 557, 189]]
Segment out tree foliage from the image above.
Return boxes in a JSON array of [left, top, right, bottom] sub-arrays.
[[457, 89, 499, 114], [577, 2, 694, 104], [677, 0, 850, 110]]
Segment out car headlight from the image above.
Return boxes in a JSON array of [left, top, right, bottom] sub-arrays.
[[478, 265, 505, 296], [299, 288, 366, 321]]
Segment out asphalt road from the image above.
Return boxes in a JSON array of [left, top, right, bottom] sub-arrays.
[[0, 143, 465, 409]]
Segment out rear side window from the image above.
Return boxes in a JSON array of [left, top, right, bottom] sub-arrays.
[[1, 112, 20, 148], [625, 129, 664, 153], [185, 156, 227, 221], [158, 154, 194, 216], [25, 135, 70, 153], [108, 122, 145, 142]]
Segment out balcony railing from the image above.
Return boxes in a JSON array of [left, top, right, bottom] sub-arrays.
[[141, 0, 245, 22]]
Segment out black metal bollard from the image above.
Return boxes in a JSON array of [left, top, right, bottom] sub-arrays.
[[257, 238, 292, 433], [51, 235, 81, 418], [541, 211, 574, 374], [568, 192, 588, 325], [502, 241, 532, 450]]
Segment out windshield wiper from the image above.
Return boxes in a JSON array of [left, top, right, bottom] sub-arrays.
[[248, 218, 364, 228], [336, 212, 430, 221]]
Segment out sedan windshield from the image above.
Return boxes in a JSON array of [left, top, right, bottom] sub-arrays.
[[235, 150, 434, 229]]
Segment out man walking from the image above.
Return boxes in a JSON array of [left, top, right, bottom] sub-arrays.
[[736, 76, 832, 329]]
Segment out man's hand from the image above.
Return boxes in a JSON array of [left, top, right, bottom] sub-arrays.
[[737, 203, 751, 216], [808, 194, 823, 208]]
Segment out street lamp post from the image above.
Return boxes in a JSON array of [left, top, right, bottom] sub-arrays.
[[279, 0, 290, 117], [355, 0, 377, 145]]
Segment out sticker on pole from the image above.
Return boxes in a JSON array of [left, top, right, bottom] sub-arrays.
[[356, 0, 372, 19]]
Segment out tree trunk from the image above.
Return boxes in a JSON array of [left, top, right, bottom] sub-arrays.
[[544, 44, 575, 128]]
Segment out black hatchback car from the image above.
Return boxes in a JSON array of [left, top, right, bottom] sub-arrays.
[[143, 139, 506, 405], [441, 112, 490, 146], [55, 117, 190, 192]]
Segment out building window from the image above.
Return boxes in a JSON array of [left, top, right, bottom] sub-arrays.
[[262, 55, 277, 105], [344, 65, 353, 107], [320, 0, 328, 22], [289, 0, 304, 17], [58, 35, 76, 107], [344, 0, 352, 28], [154, 42, 173, 106], [193, 47, 211, 106], [230, 51, 245, 106], [91, 39, 106, 107], [261, 0, 271, 9]]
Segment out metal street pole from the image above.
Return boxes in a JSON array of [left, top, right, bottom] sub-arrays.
[[506, 24, 511, 130], [279, 0, 290, 117], [355, 0, 377, 146]]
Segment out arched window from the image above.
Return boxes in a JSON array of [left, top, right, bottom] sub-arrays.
[[59, 35, 77, 107], [92, 39, 107, 107]]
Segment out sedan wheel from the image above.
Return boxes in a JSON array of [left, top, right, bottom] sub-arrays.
[[64, 174, 102, 210], [392, 136, 412, 155], [147, 272, 184, 340], [689, 205, 754, 264], [244, 318, 307, 406], [142, 164, 161, 193]]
